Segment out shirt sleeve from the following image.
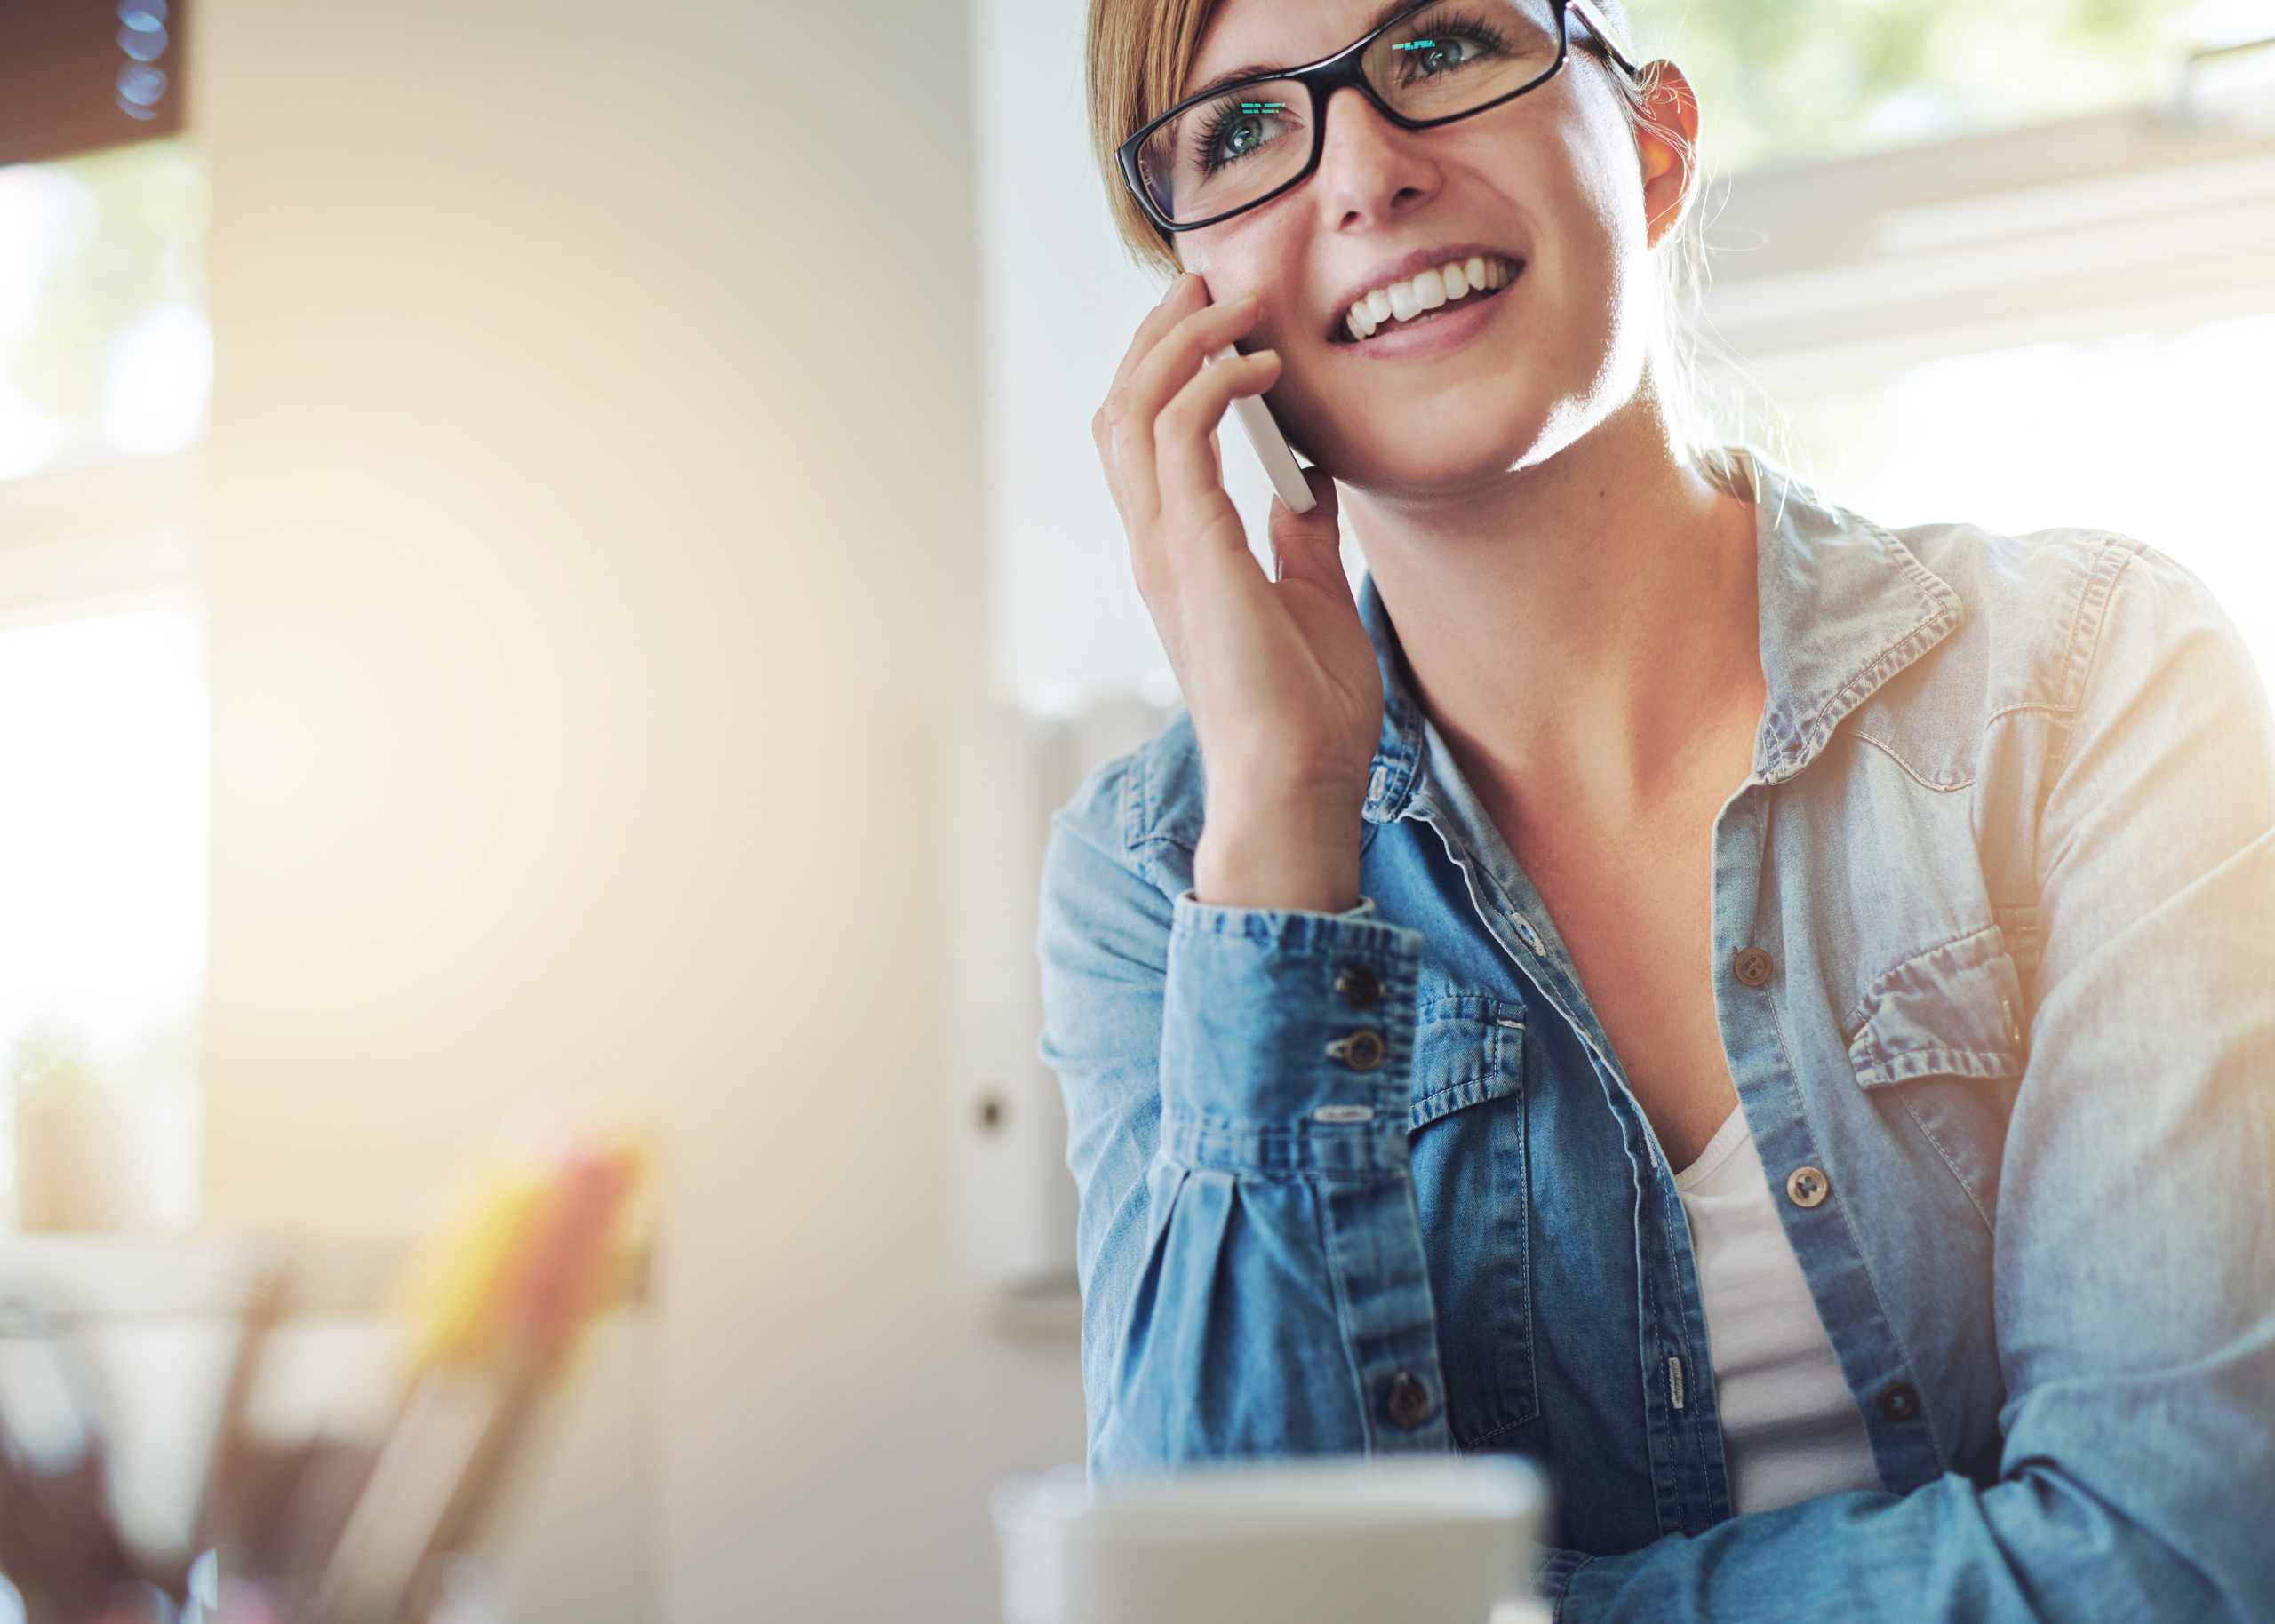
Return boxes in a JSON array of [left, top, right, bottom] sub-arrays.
[[1542, 541, 2275, 1622], [1034, 787, 1453, 1482]]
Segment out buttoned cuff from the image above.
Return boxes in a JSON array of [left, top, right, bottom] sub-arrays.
[[1156, 890, 1423, 1174]]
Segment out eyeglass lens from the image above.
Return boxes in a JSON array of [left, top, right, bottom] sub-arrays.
[[1136, 0, 1564, 227]]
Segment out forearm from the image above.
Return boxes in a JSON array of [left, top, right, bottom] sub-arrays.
[[1545, 1445, 2258, 1624], [1091, 888, 1447, 1475], [1040, 781, 1458, 1479]]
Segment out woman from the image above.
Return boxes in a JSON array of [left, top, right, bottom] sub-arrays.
[[1035, 1, 2275, 1618]]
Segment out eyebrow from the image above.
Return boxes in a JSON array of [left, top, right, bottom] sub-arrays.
[[1177, 0, 1427, 108]]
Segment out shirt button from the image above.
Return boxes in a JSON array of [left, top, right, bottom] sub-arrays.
[[1385, 1370, 1433, 1430], [1512, 914, 1544, 954], [1327, 1029, 1385, 1071], [1784, 1165, 1830, 1207], [1878, 1381, 1920, 1421], [1733, 946, 1774, 987], [1332, 966, 1382, 1009]]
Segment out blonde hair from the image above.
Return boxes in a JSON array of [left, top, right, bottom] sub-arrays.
[[1082, 0, 1788, 501]]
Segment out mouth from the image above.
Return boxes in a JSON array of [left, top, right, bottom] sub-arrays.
[[1327, 253, 1524, 346]]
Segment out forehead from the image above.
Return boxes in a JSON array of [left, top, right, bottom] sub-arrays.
[[1184, 0, 1414, 96]]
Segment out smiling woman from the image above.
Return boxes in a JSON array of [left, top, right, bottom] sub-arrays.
[[1043, 2, 2275, 1620]]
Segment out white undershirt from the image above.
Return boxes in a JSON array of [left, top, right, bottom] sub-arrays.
[[1672, 1102, 1885, 1516]]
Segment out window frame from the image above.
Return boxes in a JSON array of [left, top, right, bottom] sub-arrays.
[[1696, 98, 2275, 394]]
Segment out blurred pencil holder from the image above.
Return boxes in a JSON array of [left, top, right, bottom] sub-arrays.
[[0, 1118, 652, 1624]]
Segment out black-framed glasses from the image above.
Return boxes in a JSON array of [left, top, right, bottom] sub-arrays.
[[1117, 0, 1641, 234]]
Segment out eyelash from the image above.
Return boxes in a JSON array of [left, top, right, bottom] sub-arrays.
[[1393, 10, 1515, 75], [1189, 10, 1517, 177]]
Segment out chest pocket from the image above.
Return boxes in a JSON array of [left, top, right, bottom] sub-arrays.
[[1844, 924, 2029, 1227], [1406, 989, 1537, 1447]]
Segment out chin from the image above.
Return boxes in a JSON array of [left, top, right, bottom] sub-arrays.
[[1296, 402, 1539, 493]]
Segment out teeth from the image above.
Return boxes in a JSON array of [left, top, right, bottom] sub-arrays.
[[1337, 254, 1520, 343]]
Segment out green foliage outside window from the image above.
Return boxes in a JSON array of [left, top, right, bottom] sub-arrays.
[[1625, 0, 2244, 174], [0, 136, 206, 481]]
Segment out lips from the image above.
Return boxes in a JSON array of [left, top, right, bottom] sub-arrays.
[[1318, 243, 1527, 342]]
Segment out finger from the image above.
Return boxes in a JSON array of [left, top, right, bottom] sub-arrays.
[[1107, 272, 1209, 402], [1154, 347, 1282, 532], [1098, 275, 1209, 518], [1097, 279, 1238, 525], [1117, 295, 1264, 518], [1126, 291, 1260, 429], [1267, 466, 1350, 597]]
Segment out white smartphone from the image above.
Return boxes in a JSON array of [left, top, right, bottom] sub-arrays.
[[1212, 340, 1316, 514]]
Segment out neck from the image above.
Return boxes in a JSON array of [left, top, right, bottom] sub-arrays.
[[1345, 397, 1765, 827]]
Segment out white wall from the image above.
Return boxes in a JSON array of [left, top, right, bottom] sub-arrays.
[[191, 0, 1082, 1617]]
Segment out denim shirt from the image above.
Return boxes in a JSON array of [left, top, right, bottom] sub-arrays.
[[1034, 442, 2275, 1622]]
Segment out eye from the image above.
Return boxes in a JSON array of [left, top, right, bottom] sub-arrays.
[[1385, 8, 1516, 82], [1396, 36, 1486, 76], [1196, 96, 1296, 172]]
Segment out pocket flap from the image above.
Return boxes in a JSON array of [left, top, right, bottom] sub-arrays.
[[1845, 926, 2028, 1089], [1411, 991, 1524, 1131]]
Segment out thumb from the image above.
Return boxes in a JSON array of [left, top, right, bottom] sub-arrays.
[[1266, 466, 1348, 595]]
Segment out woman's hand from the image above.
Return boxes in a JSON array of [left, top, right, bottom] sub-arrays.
[[1090, 273, 1382, 909]]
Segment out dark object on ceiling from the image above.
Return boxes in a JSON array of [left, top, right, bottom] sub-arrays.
[[0, 0, 189, 168]]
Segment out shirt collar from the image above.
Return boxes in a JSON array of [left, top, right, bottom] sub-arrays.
[[1356, 441, 1967, 824]]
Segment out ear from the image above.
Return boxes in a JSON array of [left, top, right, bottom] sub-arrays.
[[1631, 59, 1701, 250]]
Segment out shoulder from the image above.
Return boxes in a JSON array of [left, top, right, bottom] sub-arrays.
[[1042, 706, 1206, 910], [1889, 518, 2140, 708], [1871, 508, 2255, 712], [1849, 509, 2264, 787]]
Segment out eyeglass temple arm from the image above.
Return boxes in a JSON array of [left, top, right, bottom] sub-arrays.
[[1565, 0, 1641, 79]]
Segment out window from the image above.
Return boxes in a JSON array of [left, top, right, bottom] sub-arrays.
[[1, 138, 208, 482], [0, 603, 207, 1228], [1668, 3, 2275, 697], [1, 133, 209, 1229], [1627, 0, 2263, 174], [1768, 310, 2275, 689]]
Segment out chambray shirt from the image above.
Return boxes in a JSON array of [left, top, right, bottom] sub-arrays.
[[1034, 442, 2275, 1622]]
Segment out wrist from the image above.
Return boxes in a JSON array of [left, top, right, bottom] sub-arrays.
[[1194, 797, 1364, 912]]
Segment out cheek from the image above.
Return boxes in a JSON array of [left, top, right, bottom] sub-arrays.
[[1188, 216, 1307, 323]]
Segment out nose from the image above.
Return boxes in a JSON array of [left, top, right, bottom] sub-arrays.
[[1310, 83, 1440, 231]]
